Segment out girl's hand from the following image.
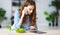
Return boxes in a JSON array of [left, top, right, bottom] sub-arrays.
[[30, 26, 36, 30], [30, 26, 37, 32], [22, 7, 28, 16]]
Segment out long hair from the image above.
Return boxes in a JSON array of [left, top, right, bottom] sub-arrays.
[[19, 0, 36, 26]]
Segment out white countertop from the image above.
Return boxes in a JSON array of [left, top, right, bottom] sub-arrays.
[[0, 28, 60, 35]]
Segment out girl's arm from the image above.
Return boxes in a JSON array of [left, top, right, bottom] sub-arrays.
[[11, 9, 25, 30], [18, 12, 25, 26], [18, 7, 27, 26], [11, 10, 20, 30]]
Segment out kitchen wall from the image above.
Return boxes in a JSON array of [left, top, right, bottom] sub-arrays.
[[0, 0, 12, 27]]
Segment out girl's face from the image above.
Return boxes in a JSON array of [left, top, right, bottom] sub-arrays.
[[26, 5, 34, 15]]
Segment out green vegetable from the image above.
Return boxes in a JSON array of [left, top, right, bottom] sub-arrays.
[[6, 25, 11, 30], [16, 28, 25, 33]]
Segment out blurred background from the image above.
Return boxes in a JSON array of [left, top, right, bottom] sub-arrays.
[[0, 0, 60, 32]]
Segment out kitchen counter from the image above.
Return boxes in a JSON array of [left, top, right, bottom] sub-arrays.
[[0, 28, 60, 35]]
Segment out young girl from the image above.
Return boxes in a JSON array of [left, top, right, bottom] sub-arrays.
[[11, 0, 38, 31]]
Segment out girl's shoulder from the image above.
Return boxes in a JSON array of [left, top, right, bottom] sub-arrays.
[[15, 9, 20, 15], [14, 9, 20, 18], [15, 9, 19, 14]]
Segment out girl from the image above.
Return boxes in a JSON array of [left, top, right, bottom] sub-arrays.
[[11, 0, 38, 31]]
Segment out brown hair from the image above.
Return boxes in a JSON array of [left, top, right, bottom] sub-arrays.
[[19, 0, 36, 26]]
